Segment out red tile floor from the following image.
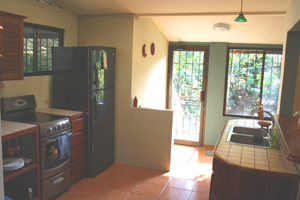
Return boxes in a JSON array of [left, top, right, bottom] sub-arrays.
[[56, 145, 213, 200]]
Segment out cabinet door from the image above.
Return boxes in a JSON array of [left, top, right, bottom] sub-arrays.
[[0, 15, 24, 80]]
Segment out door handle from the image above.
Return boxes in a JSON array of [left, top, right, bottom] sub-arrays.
[[94, 63, 99, 87], [94, 94, 98, 120], [45, 132, 72, 143]]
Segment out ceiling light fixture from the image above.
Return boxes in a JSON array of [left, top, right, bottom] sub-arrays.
[[213, 23, 231, 32], [234, 0, 247, 22]]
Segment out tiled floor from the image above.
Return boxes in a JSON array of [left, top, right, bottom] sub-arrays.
[[56, 145, 213, 200]]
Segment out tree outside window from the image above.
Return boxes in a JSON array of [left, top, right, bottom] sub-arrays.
[[224, 48, 282, 118]]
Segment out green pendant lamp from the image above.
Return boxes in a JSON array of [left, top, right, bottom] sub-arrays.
[[234, 0, 247, 22]]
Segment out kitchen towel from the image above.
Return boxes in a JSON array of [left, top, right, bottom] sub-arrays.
[[56, 134, 70, 159]]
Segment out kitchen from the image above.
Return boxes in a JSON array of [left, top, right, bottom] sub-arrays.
[[0, 0, 300, 199]]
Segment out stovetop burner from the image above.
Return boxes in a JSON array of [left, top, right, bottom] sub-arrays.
[[1, 95, 71, 138], [6, 112, 66, 124]]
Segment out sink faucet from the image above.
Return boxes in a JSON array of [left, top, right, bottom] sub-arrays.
[[257, 110, 275, 139], [257, 110, 275, 128]]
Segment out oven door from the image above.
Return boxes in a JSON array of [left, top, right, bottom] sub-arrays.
[[41, 131, 72, 180]]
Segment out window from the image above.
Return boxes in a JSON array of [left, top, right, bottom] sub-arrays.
[[224, 48, 282, 118], [23, 23, 63, 76]]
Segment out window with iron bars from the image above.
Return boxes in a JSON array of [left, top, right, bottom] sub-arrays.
[[23, 23, 63, 76], [224, 48, 282, 118]]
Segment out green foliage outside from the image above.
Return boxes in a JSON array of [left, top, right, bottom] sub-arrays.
[[225, 49, 282, 116], [23, 27, 60, 73], [171, 51, 204, 140], [93, 49, 105, 103]]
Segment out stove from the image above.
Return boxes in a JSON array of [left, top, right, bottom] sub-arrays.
[[1, 95, 72, 200], [7, 112, 65, 124]]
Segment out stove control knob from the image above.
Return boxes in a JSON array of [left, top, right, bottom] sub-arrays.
[[46, 127, 52, 134], [61, 123, 66, 130], [52, 126, 57, 132], [65, 122, 70, 129], [57, 124, 62, 131]]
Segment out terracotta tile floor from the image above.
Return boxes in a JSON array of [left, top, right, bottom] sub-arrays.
[[56, 145, 213, 200]]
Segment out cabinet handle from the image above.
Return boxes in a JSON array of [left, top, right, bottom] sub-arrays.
[[0, 54, 3, 57], [0, 26, 3, 30]]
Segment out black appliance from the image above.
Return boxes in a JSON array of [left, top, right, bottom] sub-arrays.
[[52, 46, 115, 177], [1, 95, 72, 200]]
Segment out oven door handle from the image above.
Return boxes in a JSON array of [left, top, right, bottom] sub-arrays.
[[45, 132, 72, 143]]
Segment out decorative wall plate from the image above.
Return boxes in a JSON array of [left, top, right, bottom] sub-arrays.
[[150, 43, 155, 55], [142, 44, 147, 57]]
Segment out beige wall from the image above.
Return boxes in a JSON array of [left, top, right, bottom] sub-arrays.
[[78, 16, 173, 170], [283, 1, 300, 197], [283, 0, 300, 113], [284, 0, 300, 113], [0, 0, 77, 109], [132, 18, 169, 109], [285, 0, 300, 32], [294, 48, 300, 112]]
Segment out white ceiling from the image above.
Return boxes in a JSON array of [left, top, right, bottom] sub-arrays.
[[54, 0, 291, 44]]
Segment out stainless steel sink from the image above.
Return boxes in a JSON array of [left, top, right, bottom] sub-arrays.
[[230, 134, 270, 147], [226, 125, 276, 149], [232, 126, 268, 137]]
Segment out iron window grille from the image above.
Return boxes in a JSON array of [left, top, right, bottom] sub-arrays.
[[224, 47, 282, 118], [23, 22, 64, 76]]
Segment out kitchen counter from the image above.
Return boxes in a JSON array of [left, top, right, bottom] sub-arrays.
[[37, 108, 83, 119], [210, 118, 300, 200], [1, 120, 38, 140], [1, 120, 41, 200], [214, 119, 299, 177]]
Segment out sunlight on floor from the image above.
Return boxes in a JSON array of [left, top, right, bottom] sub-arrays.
[[56, 144, 213, 200]]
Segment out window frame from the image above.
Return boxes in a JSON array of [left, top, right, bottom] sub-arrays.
[[23, 22, 64, 76], [223, 47, 283, 119]]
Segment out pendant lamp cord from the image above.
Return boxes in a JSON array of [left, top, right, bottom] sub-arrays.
[[241, 0, 243, 12]]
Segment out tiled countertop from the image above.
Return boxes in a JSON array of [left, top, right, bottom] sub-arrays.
[[37, 108, 83, 117], [1, 120, 38, 137], [214, 119, 299, 176]]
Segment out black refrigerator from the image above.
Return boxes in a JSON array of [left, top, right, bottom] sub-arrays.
[[52, 46, 115, 177]]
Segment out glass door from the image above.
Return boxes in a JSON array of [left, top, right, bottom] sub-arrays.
[[167, 45, 208, 146]]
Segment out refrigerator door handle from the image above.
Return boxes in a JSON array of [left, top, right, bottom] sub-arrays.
[[94, 63, 99, 88], [93, 93, 98, 120]]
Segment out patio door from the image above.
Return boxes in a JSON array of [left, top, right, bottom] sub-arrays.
[[167, 45, 208, 147]]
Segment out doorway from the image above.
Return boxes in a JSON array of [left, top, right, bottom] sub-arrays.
[[167, 45, 209, 147]]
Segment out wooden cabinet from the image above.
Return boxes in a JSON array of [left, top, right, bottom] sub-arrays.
[[69, 113, 86, 184], [0, 11, 26, 81], [1, 120, 41, 200], [210, 157, 299, 200]]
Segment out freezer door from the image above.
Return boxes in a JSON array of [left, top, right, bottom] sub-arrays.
[[90, 47, 116, 90], [88, 88, 115, 177], [52, 47, 89, 112]]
